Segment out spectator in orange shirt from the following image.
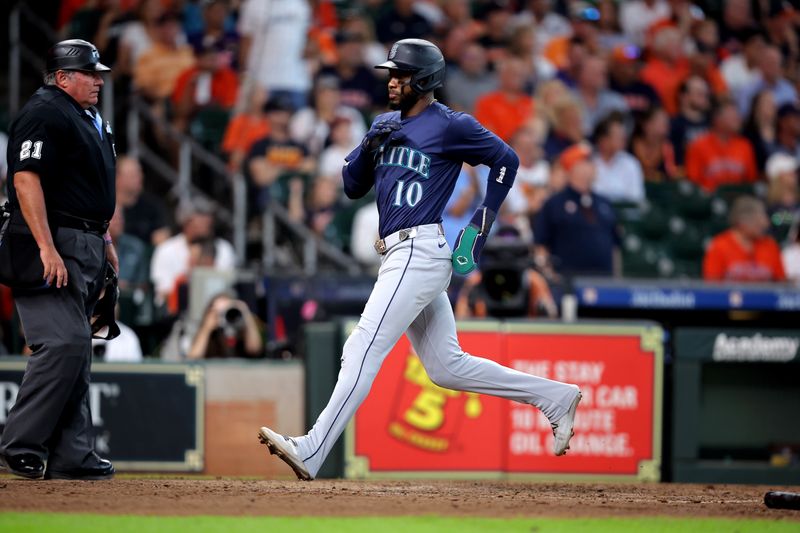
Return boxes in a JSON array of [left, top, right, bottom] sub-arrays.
[[171, 42, 239, 133], [703, 196, 786, 282], [222, 87, 271, 172], [685, 100, 758, 192], [640, 26, 689, 116], [474, 57, 535, 142], [133, 11, 196, 101]]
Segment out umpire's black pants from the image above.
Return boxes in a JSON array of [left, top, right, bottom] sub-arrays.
[[0, 227, 106, 470]]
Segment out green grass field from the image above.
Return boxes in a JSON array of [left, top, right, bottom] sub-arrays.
[[1, 513, 798, 533]]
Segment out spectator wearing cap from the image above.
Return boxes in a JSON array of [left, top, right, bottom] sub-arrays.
[[619, 0, 671, 47], [765, 152, 799, 241], [774, 102, 800, 161], [573, 54, 628, 136], [289, 75, 366, 158], [171, 40, 239, 133], [375, 0, 433, 46], [743, 89, 778, 170], [239, 0, 311, 111], [720, 28, 765, 97], [150, 199, 236, 304], [685, 100, 758, 192], [608, 44, 660, 116], [670, 75, 711, 167], [592, 113, 645, 204], [703, 196, 786, 282], [245, 96, 314, 214], [317, 31, 386, 118], [186, 0, 240, 71], [133, 11, 196, 101], [444, 42, 498, 113], [737, 46, 798, 117], [534, 143, 621, 277], [474, 57, 536, 143]]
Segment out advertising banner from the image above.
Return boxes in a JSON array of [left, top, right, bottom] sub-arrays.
[[346, 322, 662, 481], [0, 360, 204, 471]]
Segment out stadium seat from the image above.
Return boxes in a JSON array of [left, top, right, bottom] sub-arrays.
[[190, 106, 231, 154], [644, 180, 680, 204], [674, 181, 713, 220]]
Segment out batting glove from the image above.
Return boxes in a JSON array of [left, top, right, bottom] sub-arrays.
[[452, 206, 496, 275], [361, 120, 402, 153]]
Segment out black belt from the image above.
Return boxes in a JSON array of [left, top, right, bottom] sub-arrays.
[[50, 211, 109, 234]]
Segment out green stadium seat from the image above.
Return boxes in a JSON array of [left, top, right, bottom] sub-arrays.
[[674, 180, 713, 220], [638, 204, 669, 240], [190, 106, 231, 153], [644, 180, 680, 204], [715, 183, 757, 205]]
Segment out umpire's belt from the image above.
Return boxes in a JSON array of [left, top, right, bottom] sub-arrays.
[[374, 223, 444, 255], [51, 211, 109, 234]]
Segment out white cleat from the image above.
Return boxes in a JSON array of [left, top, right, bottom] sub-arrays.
[[258, 427, 313, 481], [552, 386, 582, 456]]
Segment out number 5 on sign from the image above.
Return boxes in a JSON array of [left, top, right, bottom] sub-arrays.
[[20, 140, 43, 160]]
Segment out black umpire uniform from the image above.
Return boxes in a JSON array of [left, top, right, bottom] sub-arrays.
[[0, 40, 117, 479]]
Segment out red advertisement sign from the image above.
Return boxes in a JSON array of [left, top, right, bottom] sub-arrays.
[[348, 323, 662, 480]]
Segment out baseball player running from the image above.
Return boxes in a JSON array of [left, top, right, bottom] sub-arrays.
[[259, 39, 581, 480]]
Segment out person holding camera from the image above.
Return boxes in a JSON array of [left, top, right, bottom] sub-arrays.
[[187, 292, 263, 359]]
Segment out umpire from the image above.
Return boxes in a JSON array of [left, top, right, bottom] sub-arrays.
[[0, 39, 119, 479]]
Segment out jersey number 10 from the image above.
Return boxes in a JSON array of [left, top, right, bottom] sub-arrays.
[[393, 180, 423, 208]]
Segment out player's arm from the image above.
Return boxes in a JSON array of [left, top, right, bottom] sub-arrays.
[[447, 114, 519, 275], [343, 115, 404, 199]]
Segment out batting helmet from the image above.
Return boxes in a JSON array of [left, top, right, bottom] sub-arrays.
[[46, 39, 111, 73], [375, 39, 446, 94]]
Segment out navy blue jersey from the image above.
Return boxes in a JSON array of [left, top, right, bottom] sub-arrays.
[[363, 102, 509, 238]]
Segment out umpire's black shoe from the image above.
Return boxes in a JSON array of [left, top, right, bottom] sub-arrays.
[[44, 458, 115, 480], [0, 453, 45, 479]]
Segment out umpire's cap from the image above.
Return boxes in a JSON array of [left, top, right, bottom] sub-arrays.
[[46, 39, 111, 73], [375, 38, 445, 94]]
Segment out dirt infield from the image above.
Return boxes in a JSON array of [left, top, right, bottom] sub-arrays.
[[1, 478, 799, 520]]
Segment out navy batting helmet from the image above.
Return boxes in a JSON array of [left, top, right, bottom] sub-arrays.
[[375, 39, 446, 94], [46, 39, 111, 73]]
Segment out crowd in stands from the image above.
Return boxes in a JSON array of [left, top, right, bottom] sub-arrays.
[[3, 0, 800, 357]]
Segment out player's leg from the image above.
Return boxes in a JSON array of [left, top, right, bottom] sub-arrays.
[[406, 292, 581, 454], [262, 238, 451, 478]]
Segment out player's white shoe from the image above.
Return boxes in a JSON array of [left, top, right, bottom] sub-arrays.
[[258, 427, 313, 481], [551, 386, 582, 456]]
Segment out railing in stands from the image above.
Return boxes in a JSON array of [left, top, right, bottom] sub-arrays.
[[8, 3, 362, 276]]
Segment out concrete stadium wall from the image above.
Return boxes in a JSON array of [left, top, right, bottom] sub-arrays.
[[204, 361, 304, 477]]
